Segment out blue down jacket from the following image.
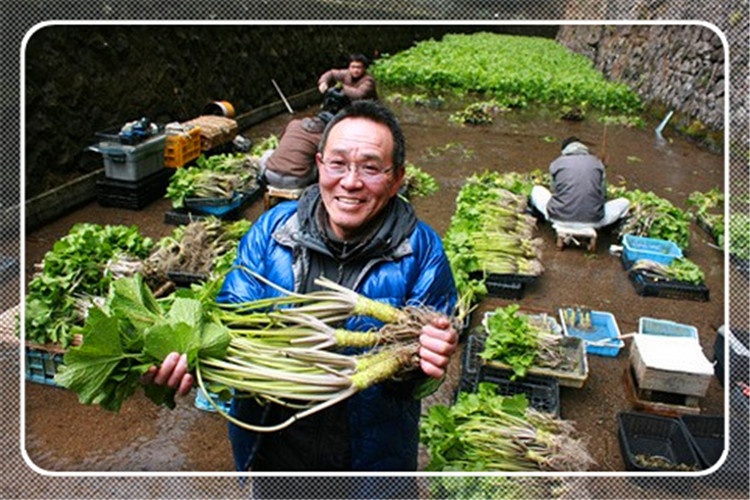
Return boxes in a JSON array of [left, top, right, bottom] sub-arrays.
[[217, 191, 456, 472]]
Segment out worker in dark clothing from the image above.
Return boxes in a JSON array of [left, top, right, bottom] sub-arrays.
[[260, 89, 350, 190], [317, 53, 378, 102], [530, 136, 630, 228]]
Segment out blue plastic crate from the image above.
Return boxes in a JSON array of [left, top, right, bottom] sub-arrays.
[[559, 308, 624, 357], [25, 345, 64, 386], [622, 234, 683, 266], [194, 388, 232, 413], [639, 317, 698, 340], [184, 193, 244, 216]]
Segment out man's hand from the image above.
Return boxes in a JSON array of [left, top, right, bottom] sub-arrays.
[[318, 82, 328, 93], [142, 352, 194, 396], [418, 315, 458, 379]]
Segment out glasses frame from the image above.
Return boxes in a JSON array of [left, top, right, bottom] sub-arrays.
[[320, 158, 395, 180]]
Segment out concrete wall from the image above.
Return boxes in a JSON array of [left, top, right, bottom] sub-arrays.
[[557, 25, 725, 141], [24, 24, 556, 199]]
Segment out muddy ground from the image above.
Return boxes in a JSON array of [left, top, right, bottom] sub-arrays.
[[16, 94, 745, 495]]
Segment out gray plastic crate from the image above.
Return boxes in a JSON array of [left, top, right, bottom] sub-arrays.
[[91, 133, 166, 181]]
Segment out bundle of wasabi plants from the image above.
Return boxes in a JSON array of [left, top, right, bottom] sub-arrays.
[[421, 384, 594, 471], [55, 270, 456, 432], [443, 171, 544, 320]]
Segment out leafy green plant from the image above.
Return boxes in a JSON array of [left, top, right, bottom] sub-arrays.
[[401, 162, 439, 198], [25, 223, 154, 346], [687, 188, 724, 246], [609, 187, 693, 249], [250, 134, 279, 157], [372, 32, 642, 113], [449, 99, 507, 125], [729, 213, 750, 260]]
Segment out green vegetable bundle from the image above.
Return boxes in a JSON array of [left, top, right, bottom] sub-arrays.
[[627, 257, 706, 285], [25, 223, 154, 347], [443, 171, 544, 319], [55, 272, 456, 432], [609, 187, 693, 249], [401, 162, 439, 199], [165, 153, 260, 208], [421, 384, 594, 471], [480, 305, 569, 379]]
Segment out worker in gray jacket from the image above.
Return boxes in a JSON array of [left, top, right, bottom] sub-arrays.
[[530, 136, 629, 228]]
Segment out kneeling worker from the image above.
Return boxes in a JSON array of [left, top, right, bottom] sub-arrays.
[[530, 136, 630, 229]]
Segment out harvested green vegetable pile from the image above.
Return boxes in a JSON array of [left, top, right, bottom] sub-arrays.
[[24, 223, 154, 347], [608, 186, 693, 249], [443, 171, 544, 318], [165, 153, 261, 208], [480, 305, 572, 379], [421, 384, 594, 471]]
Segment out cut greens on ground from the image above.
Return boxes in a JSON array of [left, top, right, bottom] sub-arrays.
[[443, 171, 544, 320], [421, 384, 594, 471], [24, 223, 154, 347]]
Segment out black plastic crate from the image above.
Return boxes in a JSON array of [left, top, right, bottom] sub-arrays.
[[475, 366, 560, 417], [617, 411, 701, 472], [627, 271, 710, 302], [96, 167, 173, 210], [486, 279, 525, 299], [679, 415, 724, 469], [457, 332, 484, 396]]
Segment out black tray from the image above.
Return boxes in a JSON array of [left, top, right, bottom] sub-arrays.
[[476, 366, 561, 417], [486, 279, 525, 300], [96, 168, 173, 210], [679, 415, 724, 469], [617, 411, 700, 472], [627, 271, 710, 302]]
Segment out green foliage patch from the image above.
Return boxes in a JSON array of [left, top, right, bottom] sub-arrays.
[[372, 32, 642, 113]]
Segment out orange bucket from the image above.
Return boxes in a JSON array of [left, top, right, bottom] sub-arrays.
[[203, 100, 235, 118]]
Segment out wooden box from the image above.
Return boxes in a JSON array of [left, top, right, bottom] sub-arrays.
[[182, 115, 238, 151], [629, 334, 714, 398]]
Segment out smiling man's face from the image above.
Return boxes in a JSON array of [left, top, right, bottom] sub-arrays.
[[316, 117, 404, 240]]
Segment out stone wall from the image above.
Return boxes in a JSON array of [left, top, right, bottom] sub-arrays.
[[556, 24, 727, 147], [24, 24, 556, 198]]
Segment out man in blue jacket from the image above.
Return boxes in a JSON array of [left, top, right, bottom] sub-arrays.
[[151, 101, 458, 494]]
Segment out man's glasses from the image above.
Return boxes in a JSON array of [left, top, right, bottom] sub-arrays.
[[321, 159, 394, 179]]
